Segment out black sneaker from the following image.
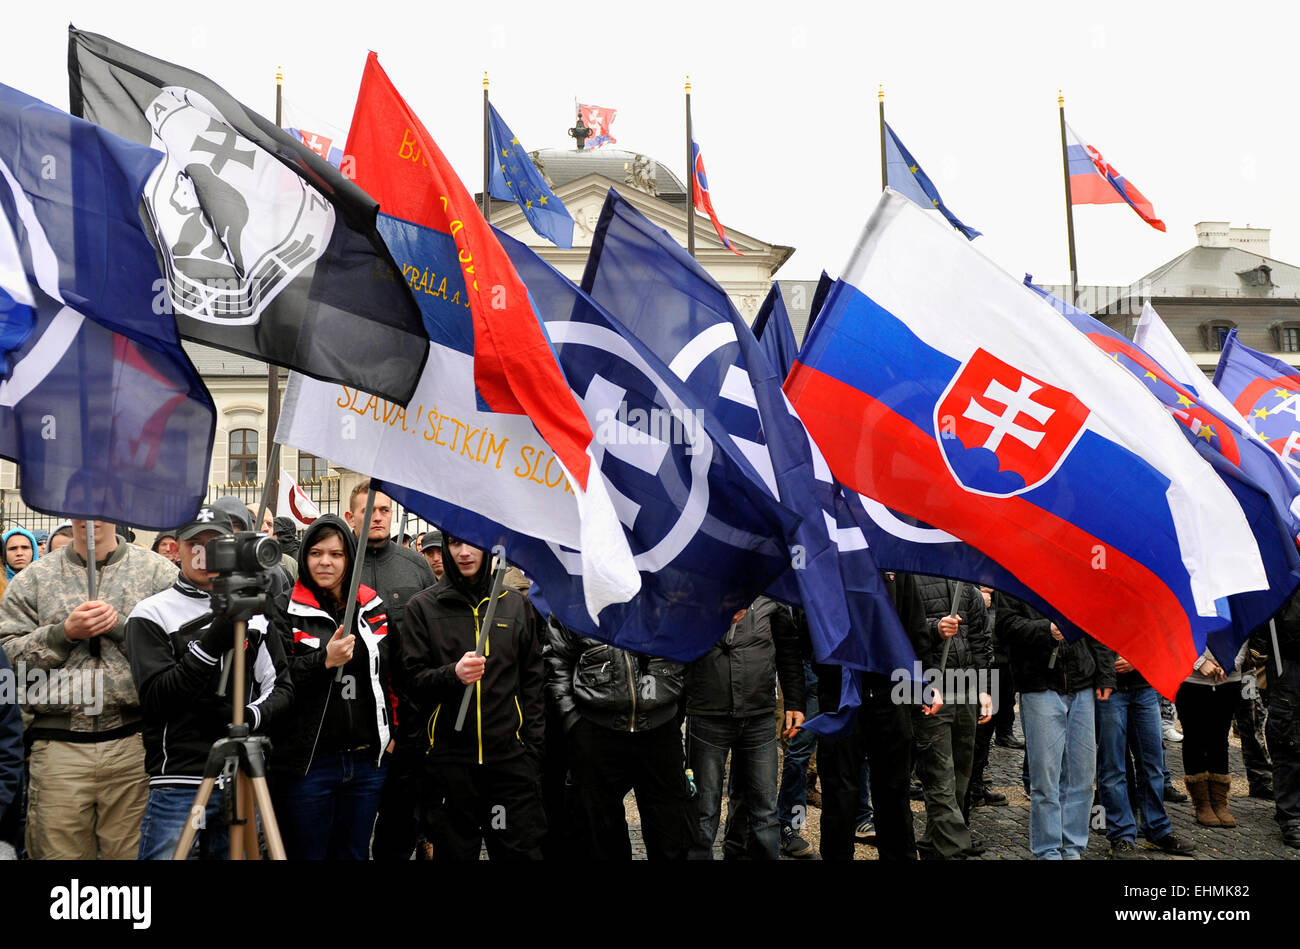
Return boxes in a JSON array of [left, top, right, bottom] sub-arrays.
[[1145, 833, 1196, 856], [1163, 785, 1189, 804], [962, 834, 987, 857], [994, 734, 1026, 749], [1109, 839, 1139, 859], [780, 826, 814, 858], [975, 787, 1008, 807]]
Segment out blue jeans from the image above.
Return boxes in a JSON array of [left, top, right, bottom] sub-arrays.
[[688, 714, 780, 859], [1021, 689, 1096, 859], [277, 751, 388, 860], [138, 785, 228, 860], [1096, 685, 1171, 843], [778, 663, 819, 830]]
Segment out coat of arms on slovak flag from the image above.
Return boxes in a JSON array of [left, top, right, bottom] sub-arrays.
[[934, 348, 1091, 497], [578, 103, 617, 149]]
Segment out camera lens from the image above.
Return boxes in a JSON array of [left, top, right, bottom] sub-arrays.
[[250, 535, 281, 570]]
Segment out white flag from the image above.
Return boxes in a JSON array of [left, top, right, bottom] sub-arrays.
[[277, 468, 321, 528]]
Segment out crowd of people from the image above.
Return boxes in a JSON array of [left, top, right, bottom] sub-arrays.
[[0, 481, 1297, 861]]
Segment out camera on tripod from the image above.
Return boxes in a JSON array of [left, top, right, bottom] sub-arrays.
[[206, 531, 281, 623]]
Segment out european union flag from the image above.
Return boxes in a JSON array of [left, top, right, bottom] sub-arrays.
[[488, 104, 573, 249], [884, 121, 980, 241], [0, 82, 215, 529]]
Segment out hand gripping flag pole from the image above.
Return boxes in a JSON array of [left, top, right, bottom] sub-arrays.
[[933, 581, 964, 698], [335, 487, 377, 683], [454, 553, 510, 732]]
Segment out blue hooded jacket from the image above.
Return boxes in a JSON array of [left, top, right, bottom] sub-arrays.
[[1, 527, 38, 581]]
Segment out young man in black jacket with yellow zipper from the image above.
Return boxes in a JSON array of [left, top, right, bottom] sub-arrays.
[[401, 534, 546, 860]]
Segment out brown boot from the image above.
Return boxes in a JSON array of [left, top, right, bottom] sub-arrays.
[[1185, 772, 1221, 827], [1207, 774, 1237, 827]]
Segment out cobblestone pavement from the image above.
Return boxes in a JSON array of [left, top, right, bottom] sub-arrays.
[[622, 715, 1300, 861]]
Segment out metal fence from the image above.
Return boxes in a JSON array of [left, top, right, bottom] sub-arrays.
[[0, 475, 345, 541]]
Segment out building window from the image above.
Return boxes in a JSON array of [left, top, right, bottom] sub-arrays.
[[229, 428, 258, 483], [1271, 321, 1300, 353], [297, 452, 328, 484], [1199, 321, 1237, 352]]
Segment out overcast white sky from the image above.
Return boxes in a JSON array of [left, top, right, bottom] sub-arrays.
[[7, 1, 1298, 286]]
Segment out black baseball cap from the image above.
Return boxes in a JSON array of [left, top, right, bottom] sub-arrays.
[[177, 505, 238, 542]]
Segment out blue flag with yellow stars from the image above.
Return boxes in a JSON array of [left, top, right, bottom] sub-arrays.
[[488, 103, 573, 248], [883, 121, 980, 240]]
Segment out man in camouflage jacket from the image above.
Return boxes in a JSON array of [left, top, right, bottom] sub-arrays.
[[0, 520, 176, 859]]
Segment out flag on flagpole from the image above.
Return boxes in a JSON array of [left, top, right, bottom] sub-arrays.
[[787, 188, 1266, 697], [1063, 121, 1165, 232], [277, 468, 320, 528], [1214, 329, 1300, 474], [488, 103, 573, 248], [281, 99, 348, 169], [0, 81, 214, 528], [577, 103, 617, 148], [883, 121, 980, 240], [68, 28, 430, 405], [690, 137, 742, 254]]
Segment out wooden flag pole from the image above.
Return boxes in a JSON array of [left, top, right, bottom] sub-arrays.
[[335, 486, 377, 682], [685, 77, 695, 259], [1058, 91, 1080, 307], [879, 85, 887, 191], [265, 66, 284, 512], [453, 554, 510, 732]]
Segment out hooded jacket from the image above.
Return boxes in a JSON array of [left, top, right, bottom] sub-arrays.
[[2, 527, 38, 582], [994, 593, 1115, 695], [400, 537, 544, 766], [273, 515, 393, 776]]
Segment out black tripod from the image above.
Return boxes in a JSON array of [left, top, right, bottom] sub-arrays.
[[173, 578, 286, 860]]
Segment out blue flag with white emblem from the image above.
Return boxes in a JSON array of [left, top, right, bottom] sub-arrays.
[[375, 227, 798, 659], [0, 82, 215, 528], [884, 122, 980, 240], [581, 191, 916, 724], [488, 104, 573, 249]]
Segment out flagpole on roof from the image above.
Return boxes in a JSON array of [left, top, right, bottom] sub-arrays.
[[265, 65, 285, 519], [1058, 90, 1080, 306], [482, 72, 491, 222], [878, 85, 887, 191], [685, 77, 696, 259]]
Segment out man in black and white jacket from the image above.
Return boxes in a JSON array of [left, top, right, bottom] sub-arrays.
[[126, 505, 293, 859]]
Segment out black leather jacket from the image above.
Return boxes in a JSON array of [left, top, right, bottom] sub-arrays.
[[545, 621, 685, 734], [995, 593, 1115, 695], [684, 597, 805, 717]]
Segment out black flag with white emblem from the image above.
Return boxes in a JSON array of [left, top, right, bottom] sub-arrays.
[[68, 27, 429, 405]]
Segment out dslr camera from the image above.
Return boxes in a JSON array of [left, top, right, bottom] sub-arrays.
[[205, 530, 281, 622]]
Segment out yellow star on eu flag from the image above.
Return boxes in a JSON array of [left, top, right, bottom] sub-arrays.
[[1277, 388, 1290, 398], [1197, 424, 1215, 440], [538, 195, 548, 206], [1175, 394, 1194, 407], [1143, 370, 1158, 381], [499, 163, 506, 173], [510, 136, 519, 145], [501, 147, 509, 157], [506, 181, 512, 189], [1254, 407, 1270, 419], [909, 164, 918, 174], [525, 199, 532, 209]]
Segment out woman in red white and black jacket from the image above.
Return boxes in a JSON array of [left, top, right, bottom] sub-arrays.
[[271, 514, 394, 860]]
